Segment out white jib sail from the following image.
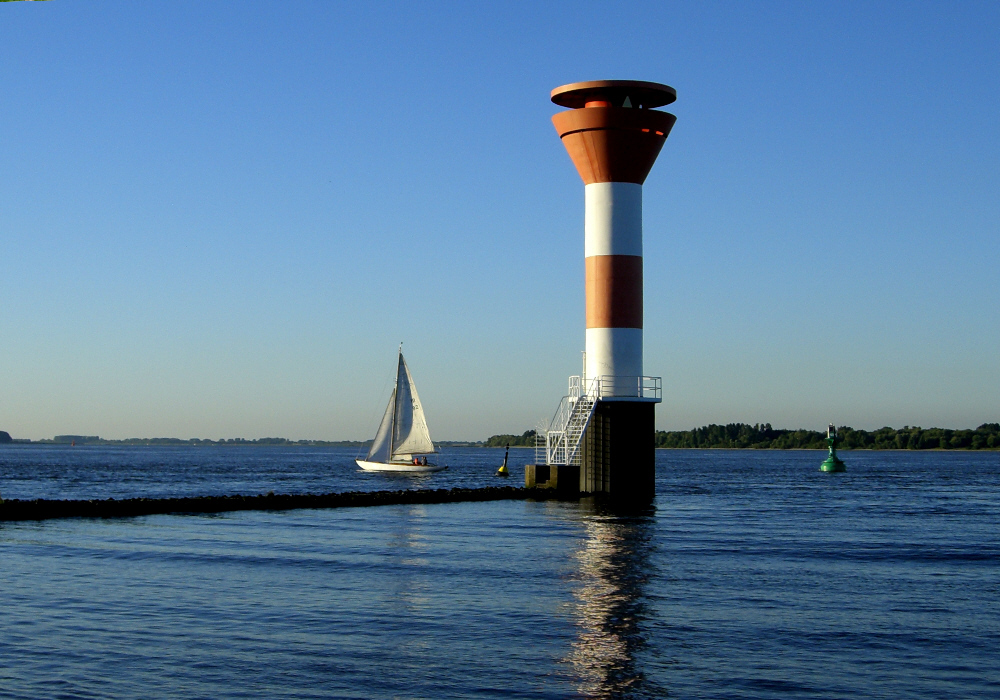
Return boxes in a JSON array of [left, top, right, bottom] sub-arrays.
[[366, 388, 396, 462], [391, 352, 435, 458]]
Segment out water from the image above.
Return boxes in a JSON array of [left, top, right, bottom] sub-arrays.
[[1, 447, 998, 699], [0, 444, 516, 500]]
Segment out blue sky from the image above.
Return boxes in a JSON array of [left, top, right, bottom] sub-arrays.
[[1, 1, 997, 440]]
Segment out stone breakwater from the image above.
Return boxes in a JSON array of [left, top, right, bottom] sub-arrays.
[[0, 486, 569, 523]]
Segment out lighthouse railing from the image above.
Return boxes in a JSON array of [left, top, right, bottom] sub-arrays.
[[569, 375, 662, 402]]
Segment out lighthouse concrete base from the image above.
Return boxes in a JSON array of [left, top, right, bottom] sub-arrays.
[[580, 401, 655, 501], [525, 463, 580, 494]]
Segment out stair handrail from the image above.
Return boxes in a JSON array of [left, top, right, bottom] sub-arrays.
[[562, 393, 596, 466]]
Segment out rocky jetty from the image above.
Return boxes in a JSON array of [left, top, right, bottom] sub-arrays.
[[0, 486, 570, 523]]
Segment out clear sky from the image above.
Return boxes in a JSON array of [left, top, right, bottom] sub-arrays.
[[1, 1, 997, 441]]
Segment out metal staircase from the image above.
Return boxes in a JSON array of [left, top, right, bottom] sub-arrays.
[[535, 375, 662, 466], [535, 380, 598, 466]]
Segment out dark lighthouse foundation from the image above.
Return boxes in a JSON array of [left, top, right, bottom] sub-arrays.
[[580, 401, 656, 497]]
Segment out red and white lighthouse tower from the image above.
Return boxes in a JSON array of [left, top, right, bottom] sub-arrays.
[[546, 80, 676, 499]]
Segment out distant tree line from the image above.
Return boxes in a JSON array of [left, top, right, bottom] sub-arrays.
[[484, 430, 536, 447], [8, 424, 998, 450], [4, 434, 484, 448], [654, 423, 1000, 450], [32, 436, 364, 447]]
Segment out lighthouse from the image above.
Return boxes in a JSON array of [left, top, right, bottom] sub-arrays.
[[530, 80, 675, 501]]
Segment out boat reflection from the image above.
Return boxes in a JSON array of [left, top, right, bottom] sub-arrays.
[[564, 499, 662, 698]]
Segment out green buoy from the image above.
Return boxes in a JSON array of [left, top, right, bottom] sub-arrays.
[[820, 423, 846, 472]]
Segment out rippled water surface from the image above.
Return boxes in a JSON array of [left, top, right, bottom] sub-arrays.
[[1, 447, 998, 698]]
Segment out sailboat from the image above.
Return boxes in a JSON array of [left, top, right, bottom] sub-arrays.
[[356, 347, 446, 473]]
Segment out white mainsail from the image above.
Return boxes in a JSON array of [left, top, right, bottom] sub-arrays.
[[365, 388, 396, 462], [390, 352, 435, 458], [364, 350, 435, 463]]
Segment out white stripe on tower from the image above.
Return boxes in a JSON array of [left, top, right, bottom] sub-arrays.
[[584, 182, 643, 257]]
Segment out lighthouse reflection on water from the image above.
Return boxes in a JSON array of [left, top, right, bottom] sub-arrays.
[[562, 500, 662, 698]]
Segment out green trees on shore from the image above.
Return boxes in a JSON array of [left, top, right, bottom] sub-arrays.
[[654, 423, 1000, 449], [655, 424, 825, 449], [484, 430, 536, 447], [486, 423, 1000, 449]]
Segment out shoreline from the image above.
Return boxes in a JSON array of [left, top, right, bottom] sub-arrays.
[[3, 442, 996, 452]]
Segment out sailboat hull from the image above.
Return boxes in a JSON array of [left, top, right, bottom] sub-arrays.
[[356, 459, 447, 473]]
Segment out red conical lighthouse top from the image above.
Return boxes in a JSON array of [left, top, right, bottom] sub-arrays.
[[551, 80, 676, 185]]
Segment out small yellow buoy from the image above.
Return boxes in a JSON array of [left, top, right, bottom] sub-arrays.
[[496, 444, 510, 477]]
